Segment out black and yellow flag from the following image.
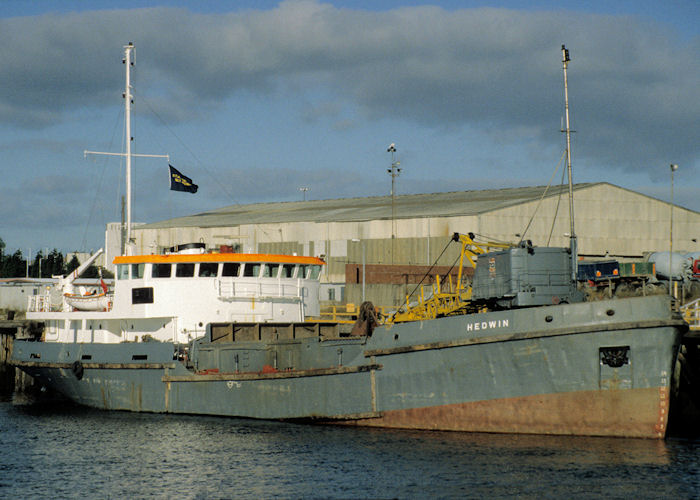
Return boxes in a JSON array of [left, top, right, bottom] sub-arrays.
[[169, 164, 198, 193]]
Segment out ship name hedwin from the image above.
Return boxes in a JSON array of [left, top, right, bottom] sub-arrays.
[[466, 319, 509, 332]]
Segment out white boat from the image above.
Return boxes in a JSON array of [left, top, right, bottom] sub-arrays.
[[63, 291, 112, 312]]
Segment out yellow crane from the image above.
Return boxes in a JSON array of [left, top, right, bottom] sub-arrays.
[[386, 232, 513, 323]]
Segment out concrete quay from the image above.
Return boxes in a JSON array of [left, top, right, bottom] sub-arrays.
[[0, 319, 40, 397]]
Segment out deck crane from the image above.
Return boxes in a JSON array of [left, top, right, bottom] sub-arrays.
[[387, 232, 513, 323]]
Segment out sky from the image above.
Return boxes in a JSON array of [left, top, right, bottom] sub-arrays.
[[0, 0, 698, 255]]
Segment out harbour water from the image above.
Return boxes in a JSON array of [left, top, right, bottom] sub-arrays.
[[2, 395, 699, 499]]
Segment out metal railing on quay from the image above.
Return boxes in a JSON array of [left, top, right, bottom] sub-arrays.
[[681, 298, 700, 331]]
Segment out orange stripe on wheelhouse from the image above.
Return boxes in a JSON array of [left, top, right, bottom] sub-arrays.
[[113, 253, 326, 266]]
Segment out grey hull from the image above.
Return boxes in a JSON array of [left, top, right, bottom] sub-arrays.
[[12, 295, 685, 438]]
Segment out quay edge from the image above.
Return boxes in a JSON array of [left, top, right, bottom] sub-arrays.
[[1, 320, 44, 397]]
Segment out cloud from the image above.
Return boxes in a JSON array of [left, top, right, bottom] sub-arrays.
[[1, 2, 696, 173], [0, 1, 698, 254], [199, 164, 372, 204]]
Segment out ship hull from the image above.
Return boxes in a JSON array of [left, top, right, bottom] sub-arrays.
[[12, 295, 684, 438]]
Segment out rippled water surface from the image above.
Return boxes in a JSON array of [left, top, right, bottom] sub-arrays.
[[2, 397, 700, 499]]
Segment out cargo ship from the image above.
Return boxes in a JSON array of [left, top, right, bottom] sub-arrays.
[[11, 244, 685, 438], [10, 44, 688, 438]]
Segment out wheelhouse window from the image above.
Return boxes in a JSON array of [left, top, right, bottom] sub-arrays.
[[297, 264, 322, 280], [222, 263, 240, 277], [131, 263, 145, 279], [117, 265, 129, 280], [309, 265, 322, 279], [132, 287, 153, 304], [176, 263, 195, 277], [263, 264, 280, 278], [199, 262, 219, 277], [243, 263, 261, 277], [298, 265, 309, 279], [152, 263, 172, 278], [281, 264, 295, 278]]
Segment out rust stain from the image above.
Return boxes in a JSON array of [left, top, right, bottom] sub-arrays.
[[130, 382, 143, 411], [370, 355, 377, 413], [339, 387, 669, 439], [514, 344, 543, 357]]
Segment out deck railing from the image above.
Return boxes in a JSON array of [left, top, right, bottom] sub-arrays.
[[681, 298, 700, 331], [216, 278, 303, 300], [27, 294, 56, 313]]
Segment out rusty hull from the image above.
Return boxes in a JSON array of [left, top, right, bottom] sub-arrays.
[[341, 387, 670, 439]]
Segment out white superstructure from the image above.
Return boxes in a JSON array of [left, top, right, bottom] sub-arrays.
[[28, 244, 324, 345]]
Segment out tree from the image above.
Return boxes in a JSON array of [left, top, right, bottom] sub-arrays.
[[82, 264, 101, 279], [66, 255, 81, 274], [28, 251, 44, 278], [0, 245, 109, 279], [1, 250, 26, 278], [43, 249, 65, 277]]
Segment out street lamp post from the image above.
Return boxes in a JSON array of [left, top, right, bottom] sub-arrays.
[[670, 164, 678, 299], [387, 143, 401, 265]]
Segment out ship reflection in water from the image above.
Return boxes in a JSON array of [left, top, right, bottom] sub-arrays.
[[2, 398, 699, 499]]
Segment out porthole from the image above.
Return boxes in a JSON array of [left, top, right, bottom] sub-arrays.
[[606, 309, 615, 316], [545, 315, 553, 323]]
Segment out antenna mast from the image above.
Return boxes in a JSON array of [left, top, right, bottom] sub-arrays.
[[562, 44, 577, 280]]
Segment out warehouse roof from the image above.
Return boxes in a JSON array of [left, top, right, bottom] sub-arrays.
[[142, 182, 603, 229]]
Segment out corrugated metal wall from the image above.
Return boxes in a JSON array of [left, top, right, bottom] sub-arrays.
[[120, 183, 700, 308]]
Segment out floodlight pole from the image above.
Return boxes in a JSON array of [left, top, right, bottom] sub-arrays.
[[670, 163, 678, 299]]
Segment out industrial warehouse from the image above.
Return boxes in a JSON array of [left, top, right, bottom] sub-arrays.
[[104, 182, 700, 309]]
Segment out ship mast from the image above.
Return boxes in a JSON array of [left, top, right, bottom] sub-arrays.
[[562, 44, 577, 281], [84, 43, 169, 255], [124, 42, 134, 246]]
